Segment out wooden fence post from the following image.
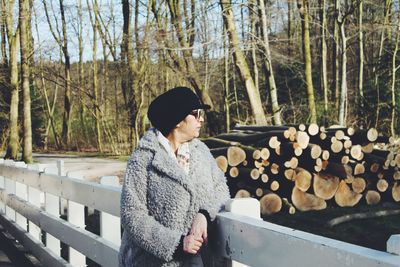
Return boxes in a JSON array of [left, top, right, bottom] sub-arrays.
[[224, 198, 260, 267], [14, 161, 28, 230], [4, 160, 16, 221], [43, 160, 62, 256], [387, 234, 400, 255], [27, 163, 45, 241], [100, 176, 121, 246], [67, 170, 86, 267], [0, 158, 5, 214]]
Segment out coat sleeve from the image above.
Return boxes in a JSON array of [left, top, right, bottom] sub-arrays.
[[120, 150, 182, 262], [198, 143, 231, 220]]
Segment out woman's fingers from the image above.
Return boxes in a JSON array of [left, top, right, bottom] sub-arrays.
[[183, 235, 204, 254]]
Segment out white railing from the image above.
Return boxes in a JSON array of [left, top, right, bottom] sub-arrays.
[[0, 159, 399, 267]]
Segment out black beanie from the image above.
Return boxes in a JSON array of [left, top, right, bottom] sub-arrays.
[[147, 87, 210, 136]]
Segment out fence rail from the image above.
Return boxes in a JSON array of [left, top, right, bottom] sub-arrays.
[[0, 159, 399, 267]]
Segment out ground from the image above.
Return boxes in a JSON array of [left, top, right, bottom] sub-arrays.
[[30, 152, 127, 183]]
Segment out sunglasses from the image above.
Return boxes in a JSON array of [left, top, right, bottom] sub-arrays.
[[189, 109, 205, 120]]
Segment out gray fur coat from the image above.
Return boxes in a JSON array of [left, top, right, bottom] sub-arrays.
[[119, 129, 230, 266]]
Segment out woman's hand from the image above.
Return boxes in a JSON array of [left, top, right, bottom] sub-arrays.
[[189, 213, 208, 243], [183, 234, 203, 254]]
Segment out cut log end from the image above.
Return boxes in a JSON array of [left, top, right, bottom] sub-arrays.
[[367, 128, 378, 142], [392, 182, 400, 202], [352, 177, 366, 194], [365, 190, 381, 205], [235, 189, 251, 198], [313, 173, 339, 200], [270, 180, 280, 191], [229, 166, 239, 178], [227, 146, 246, 167], [377, 179, 389, 192], [260, 193, 282, 216], [335, 180, 362, 207], [291, 187, 327, 211], [215, 156, 228, 173], [295, 168, 312, 192]]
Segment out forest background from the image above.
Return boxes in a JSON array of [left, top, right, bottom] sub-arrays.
[[0, 0, 399, 163]]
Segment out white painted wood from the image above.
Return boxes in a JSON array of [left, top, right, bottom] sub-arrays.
[[27, 164, 44, 241], [100, 176, 121, 246], [43, 161, 62, 256], [216, 211, 400, 267], [4, 160, 16, 221], [387, 234, 400, 255], [1, 165, 121, 216], [67, 171, 86, 267], [0, 167, 4, 213], [225, 198, 261, 219], [14, 162, 28, 230], [225, 198, 260, 267], [0, 190, 118, 266]]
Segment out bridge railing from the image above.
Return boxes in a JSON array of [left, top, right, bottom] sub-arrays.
[[0, 159, 399, 267]]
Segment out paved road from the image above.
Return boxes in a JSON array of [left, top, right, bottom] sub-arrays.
[[0, 151, 127, 184], [32, 153, 127, 183]]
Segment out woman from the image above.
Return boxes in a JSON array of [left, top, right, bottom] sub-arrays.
[[119, 86, 230, 266]]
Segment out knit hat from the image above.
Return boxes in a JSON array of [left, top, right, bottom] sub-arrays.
[[147, 87, 210, 136]]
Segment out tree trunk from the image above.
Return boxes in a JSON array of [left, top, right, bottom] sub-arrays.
[[338, 20, 348, 126], [20, 0, 32, 163], [88, 0, 102, 152], [77, 0, 88, 146], [298, 0, 317, 123], [319, 0, 329, 123], [59, 0, 72, 147], [258, 0, 281, 125], [333, 0, 340, 111], [220, 0, 267, 125], [122, 0, 137, 149], [390, 20, 400, 137], [373, 0, 392, 128], [4, 0, 19, 160], [224, 27, 231, 132], [358, 0, 364, 123]]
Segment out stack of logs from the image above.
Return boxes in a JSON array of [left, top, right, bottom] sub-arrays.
[[204, 124, 400, 216]]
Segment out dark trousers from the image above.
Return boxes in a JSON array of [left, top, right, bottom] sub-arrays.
[[182, 253, 204, 267]]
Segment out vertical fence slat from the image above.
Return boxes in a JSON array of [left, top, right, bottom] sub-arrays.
[[27, 164, 44, 241], [0, 159, 4, 214], [4, 160, 16, 221], [67, 171, 86, 267], [15, 162, 28, 230], [100, 176, 121, 246], [44, 161, 62, 256]]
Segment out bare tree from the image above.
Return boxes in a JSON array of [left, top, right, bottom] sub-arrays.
[[220, 0, 267, 125], [20, 0, 32, 163], [4, 0, 20, 160], [298, 0, 317, 123], [258, 0, 282, 125], [336, 0, 355, 126], [319, 0, 329, 123], [390, 17, 400, 136], [357, 0, 364, 124], [42, 0, 73, 147]]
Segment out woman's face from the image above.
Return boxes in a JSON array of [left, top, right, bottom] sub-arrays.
[[177, 109, 205, 140]]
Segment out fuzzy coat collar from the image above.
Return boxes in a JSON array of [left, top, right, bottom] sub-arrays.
[[137, 128, 204, 200]]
